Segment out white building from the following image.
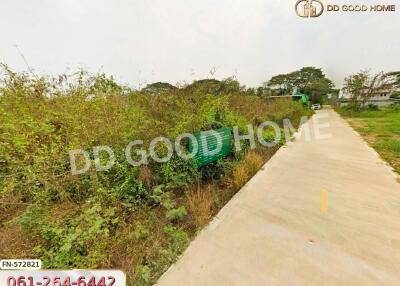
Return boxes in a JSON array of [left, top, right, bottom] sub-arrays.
[[338, 84, 396, 107]]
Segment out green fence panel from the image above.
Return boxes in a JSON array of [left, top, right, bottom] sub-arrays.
[[188, 127, 232, 167]]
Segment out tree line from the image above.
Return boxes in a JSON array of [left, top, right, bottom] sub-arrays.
[[142, 66, 337, 104]]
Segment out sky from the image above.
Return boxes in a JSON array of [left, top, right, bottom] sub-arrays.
[[0, 0, 399, 88]]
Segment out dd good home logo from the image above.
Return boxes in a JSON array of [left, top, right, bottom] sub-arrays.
[[295, 0, 396, 17], [295, 0, 324, 17]]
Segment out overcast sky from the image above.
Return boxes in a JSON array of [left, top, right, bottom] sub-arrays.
[[0, 0, 399, 88]]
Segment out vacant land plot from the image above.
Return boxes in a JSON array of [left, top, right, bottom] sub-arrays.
[[0, 68, 312, 285], [337, 107, 400, 174]]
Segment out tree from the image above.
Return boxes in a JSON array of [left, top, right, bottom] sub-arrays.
[[266, 74, 292, 95], [343, 70, 388, 110], [142, 82, 177, 95], [386, 71, 400, 88], [386, 71, 400, 98], [183, 77, 241, 95], [303, 77, 334, 104], [265, 67, 333, 98], [256, 86, 265, 97]]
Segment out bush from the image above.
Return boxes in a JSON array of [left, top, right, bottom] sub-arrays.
[[366, 104, 379, 111], [19, 201, 119, 268], [155, 156, 199, 190], [166, 207, 188, 222], [390, 91, 400, 99]]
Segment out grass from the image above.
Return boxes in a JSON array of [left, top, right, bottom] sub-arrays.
[[337, 106, 400, 173]]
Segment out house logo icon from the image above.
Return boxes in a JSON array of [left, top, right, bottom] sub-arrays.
[[295, 0, 324, 18]]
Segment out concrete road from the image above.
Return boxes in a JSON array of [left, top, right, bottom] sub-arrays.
[[156, 109, 400, 286]]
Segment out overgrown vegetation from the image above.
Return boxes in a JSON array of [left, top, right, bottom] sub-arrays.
[[0, 65, 312, 285], [337, 106, 400, 174]]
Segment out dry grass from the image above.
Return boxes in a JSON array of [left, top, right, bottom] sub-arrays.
[[185, 151, 264, 230], [232, 165, 249, 189], [0, 192, 26, 225], [138, 166, 153, 188], [186, 184, 215, 229], [232, 151, 264, 188], [243, 151, 264, 175], [346, 118, 367, 129], [0, 225, 35, 259]]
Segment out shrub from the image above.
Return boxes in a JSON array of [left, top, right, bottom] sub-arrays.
[[114, 170, 148, 206], [155, 156, 199, 190], [166, 206, 188, 222], [19, 202, 119, 268], [367, 104, 379, 111]]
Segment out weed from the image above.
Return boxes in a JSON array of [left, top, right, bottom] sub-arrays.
[[166, 206, 187, 222], [232, 165, 249, 189], [186, 184, 214, 228]]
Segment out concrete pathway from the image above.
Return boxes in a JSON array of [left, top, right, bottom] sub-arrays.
[[156, 109, 400, 286]]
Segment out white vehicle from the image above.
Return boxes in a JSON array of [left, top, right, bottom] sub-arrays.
[[311, 103, 321, 110]]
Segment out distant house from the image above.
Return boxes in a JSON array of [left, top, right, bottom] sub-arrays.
[[338, 84, 397, 107]]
